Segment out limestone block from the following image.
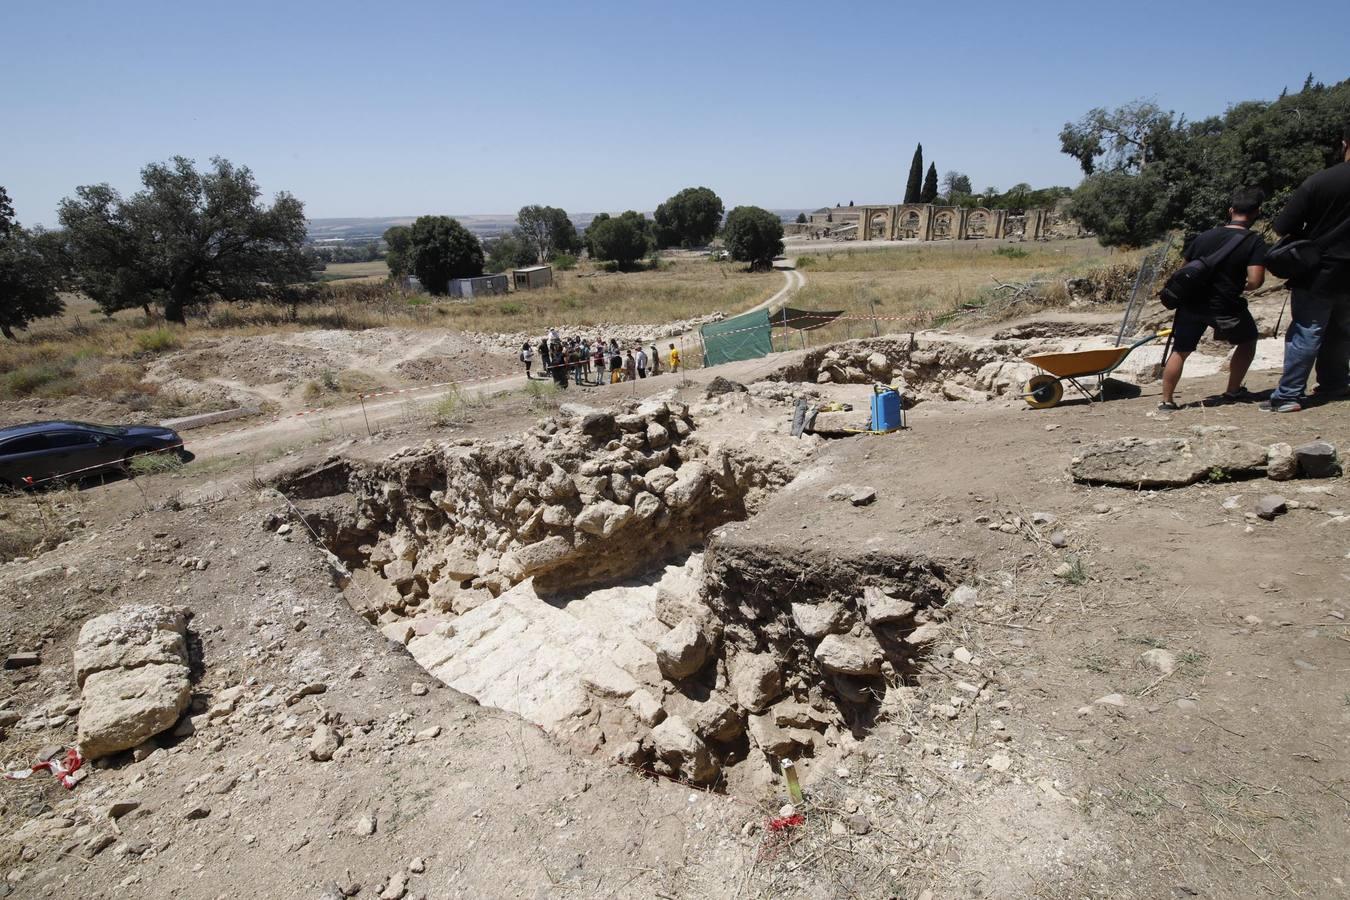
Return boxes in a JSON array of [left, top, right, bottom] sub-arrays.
[[663, 462, 711, 510], [574, 500, 633, 538], [73, 605, 188, 688], [860, 586, 917, 626], [644, 466, 678, 494], [650, 716, 719, 784], [78, 663, 191, 760], [813, 634, 883, 676], [729, 652, 783, 713], [790, 601, 847, 639], [656, 619, 712, 680]]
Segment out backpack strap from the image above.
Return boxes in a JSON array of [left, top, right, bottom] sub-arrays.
[[1198, 229, 1256, 268]]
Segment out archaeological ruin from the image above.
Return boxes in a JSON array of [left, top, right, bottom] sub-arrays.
[[795, 201, 1083, 242]]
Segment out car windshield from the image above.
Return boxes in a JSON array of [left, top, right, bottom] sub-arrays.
[[69, 422, 128, 436]]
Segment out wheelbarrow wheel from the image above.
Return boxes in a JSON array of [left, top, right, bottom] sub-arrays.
[[1024, 374, 1064, 409]]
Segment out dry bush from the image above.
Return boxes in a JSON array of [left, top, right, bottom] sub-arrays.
[[0, 489, 80, 563]]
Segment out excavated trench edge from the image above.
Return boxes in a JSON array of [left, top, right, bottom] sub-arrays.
[[276, 404, 963, 787]]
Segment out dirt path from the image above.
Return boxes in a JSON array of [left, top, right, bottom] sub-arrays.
[[187, 268, 809, 465]]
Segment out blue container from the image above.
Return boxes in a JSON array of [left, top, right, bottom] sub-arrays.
[[871, 386, 904, 432]]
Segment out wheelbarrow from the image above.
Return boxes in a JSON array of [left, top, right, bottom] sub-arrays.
[[1021, 329, 1171, 409]]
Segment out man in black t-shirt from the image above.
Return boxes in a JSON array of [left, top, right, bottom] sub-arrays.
[[1262, 122, 1350, 412], [1159, 187, 1267, 410]]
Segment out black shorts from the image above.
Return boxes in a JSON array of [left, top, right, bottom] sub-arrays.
[[1171, 306, 1258, 354]]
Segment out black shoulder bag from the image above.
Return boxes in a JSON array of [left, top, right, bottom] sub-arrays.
[[1159, 230, 1254, 310], [1266, 213, 1350, 281]]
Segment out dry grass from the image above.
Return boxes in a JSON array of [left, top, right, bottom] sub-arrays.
[[0, 319, 192, 414], [300, 369, 387, 405], [0, 487, 82, 562], [429, 257, 777, 335], [319, 260, 390, 283], [776, 239, 1141, 348]]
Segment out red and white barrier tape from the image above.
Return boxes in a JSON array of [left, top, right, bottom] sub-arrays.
[[4, 747, 84, 789]]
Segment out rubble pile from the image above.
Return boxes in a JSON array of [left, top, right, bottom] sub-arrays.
[[772, 334, 1044, 403]]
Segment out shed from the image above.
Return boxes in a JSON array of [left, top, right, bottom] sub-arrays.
[[447, 273, 509, 299], [512, 265, 554, 291]]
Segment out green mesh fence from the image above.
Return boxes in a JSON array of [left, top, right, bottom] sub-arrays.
[[700, 309, 773, 366]]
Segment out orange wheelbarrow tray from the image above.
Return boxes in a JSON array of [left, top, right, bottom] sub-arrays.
[[1021, 329, 1171, 409]]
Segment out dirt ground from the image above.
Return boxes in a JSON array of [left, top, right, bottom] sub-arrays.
[[0, 310, 1346, 899]]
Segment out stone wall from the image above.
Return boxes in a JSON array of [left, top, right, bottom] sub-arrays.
[[281, 397, 801, 619]]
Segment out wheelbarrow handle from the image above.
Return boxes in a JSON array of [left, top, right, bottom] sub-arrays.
[[1128, 328, 1170, 350]]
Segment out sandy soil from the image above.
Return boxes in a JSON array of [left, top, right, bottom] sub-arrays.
[[0, 308, 1346, 899]]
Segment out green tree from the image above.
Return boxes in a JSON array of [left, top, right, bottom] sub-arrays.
[[653, 187, 724, 248], [1067, 168, 1170, 248], [484, 233, 534, 272], [1058, 100, 1174, 175], [0, 188, 65, 339], [383, 225, 413, 281], [920, 163, 939, 203], [904, 144, 924, 203], [940, 171, 972, 201], [584, 211, 653, 268], [514, 205, 580, 263], [795, 212, 807, 224], [0, 187, 13, 240], [1062, 79, 1350, 243], [409, 216, 483, 294], [721, 206, 783, 271], [59, 157, 309, 323]]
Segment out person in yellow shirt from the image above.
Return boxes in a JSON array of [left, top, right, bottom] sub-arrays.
[[668, 343, 681, 373]]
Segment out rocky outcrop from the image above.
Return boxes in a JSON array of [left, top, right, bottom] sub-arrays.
[[1071, 433, 1268, 488], [74, 605, 193, 760]]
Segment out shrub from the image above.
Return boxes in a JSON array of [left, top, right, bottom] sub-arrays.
[[552, 253, 578, 271], [994, 245, 1030, 259], [499, 302, 524, 315], [135, 327, 181, 353], [3, 362, 73, 397], [128, 450, 185, 477]]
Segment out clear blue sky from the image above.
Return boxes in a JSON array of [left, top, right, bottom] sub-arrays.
[[4, 0, 1347, 225]]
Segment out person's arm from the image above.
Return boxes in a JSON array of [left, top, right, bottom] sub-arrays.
[[1272, 181, 1312, 237], [1245, 265, 1265, 291], [1245, 239, 1268, 290]]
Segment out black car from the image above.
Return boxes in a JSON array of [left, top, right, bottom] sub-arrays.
[[0, 421, 187, 488]]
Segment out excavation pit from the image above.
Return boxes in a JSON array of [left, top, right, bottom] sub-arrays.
[[279, 392, 964, 789]]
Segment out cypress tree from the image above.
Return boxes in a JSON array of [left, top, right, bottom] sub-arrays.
[[920, 163, 939, 203], [904, 143, 924, 203]]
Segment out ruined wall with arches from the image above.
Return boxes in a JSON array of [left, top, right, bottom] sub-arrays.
[[851, 204, 1010, 242]]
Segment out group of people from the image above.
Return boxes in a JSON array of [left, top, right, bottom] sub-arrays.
[[1161, 122, 1350, 413], [520, 330, 682, 389]]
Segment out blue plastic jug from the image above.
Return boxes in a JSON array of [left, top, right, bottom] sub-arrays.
[[871, 385, 904, 432]]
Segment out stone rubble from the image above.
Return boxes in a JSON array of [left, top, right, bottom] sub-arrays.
[[74, 605, 193, 760]]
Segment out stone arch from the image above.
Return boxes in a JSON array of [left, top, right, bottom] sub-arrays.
[[931, 209, 956, 240], [964, 209, 991, 239], [867, 209, 892, 241], [899, 207, 923, 240]]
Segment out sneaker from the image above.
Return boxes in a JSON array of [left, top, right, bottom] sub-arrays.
[[1157, 400, 1181, 411], [1221, 386, 1254, 402], [1258, 398, 1303, 413]]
